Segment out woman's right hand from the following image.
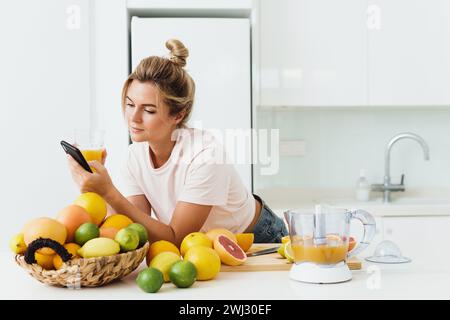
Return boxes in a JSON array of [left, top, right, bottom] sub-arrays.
[[66, 148, 110, 195]]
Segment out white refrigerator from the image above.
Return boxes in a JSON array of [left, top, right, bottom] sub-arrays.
[[130, 17, 252, 191]]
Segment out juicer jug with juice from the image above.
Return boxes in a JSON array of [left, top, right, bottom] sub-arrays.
[[284, 205, 376, 284]]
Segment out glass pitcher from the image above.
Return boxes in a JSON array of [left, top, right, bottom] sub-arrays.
[[284, 205, 376, 283]]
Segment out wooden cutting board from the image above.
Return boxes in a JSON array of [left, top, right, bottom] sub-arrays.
[[221, 243, 362, 272]]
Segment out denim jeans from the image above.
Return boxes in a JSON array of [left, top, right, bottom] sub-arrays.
[[252, 194, 288, 243]]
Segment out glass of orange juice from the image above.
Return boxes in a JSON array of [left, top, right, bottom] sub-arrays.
[[74, 129, 105, 171]]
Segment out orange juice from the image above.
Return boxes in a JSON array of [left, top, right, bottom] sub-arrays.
[[291, 242, 349, 265], [81, 149, 103, 172]]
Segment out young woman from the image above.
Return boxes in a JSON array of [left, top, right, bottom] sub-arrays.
[[67, 39, 287, 246]]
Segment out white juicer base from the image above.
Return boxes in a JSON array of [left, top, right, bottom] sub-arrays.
[[289, 262, 352, 284]]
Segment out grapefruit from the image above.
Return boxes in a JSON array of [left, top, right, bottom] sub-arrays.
[[57, 205, 92, 242], [23, 217, 67, 255], [180, 232, 212, 256], [213, 234, 247, 266], [206, 228, 237, 242], [184, 246, 221, 281]]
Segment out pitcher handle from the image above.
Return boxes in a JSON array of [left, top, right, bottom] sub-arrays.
[[348, 209, 376, 258]]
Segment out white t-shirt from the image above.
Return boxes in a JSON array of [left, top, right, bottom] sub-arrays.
[[118, 127, 255, 233]]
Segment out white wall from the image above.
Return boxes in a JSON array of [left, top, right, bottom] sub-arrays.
[[0, 0, 91, 250], [254, 107, 450, 191], [0, 0, 130, 251]]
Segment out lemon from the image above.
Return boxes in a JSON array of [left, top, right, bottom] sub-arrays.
[[147, 240, 180, 265], [149, 252, 181, 282], [9, 233, 27, 254], [78, 237, 120, 258], [180, 232, 212, 256], [277, 243, 286, 258], [284, 241, 295, 263], [74, 192, 107, 226], [100, 214, 133, 230], [184, 246, 221, 281], [281, 236, 290, 244]]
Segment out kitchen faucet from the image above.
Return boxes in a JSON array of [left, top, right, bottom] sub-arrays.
[[371, 132, 430, 203]]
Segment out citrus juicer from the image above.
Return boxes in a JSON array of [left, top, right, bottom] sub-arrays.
[[284, 205, 376, 284]]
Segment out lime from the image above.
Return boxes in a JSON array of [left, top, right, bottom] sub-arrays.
[[169, 260, 197, 288], [126, 223, 148, 247], [115, 228, 139, 252], [150, 251, 181, 282], [136, 267, 164, 293], [75, 222, 99, 246]]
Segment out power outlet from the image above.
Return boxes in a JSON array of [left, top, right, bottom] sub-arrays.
[[279, 140, 306, 156]]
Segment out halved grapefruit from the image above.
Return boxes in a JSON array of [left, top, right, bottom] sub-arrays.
[[213, 234, 247, 266], [206, 228, 237, 242]]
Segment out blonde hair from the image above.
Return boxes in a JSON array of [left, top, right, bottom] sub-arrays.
[[121, 39, 195, 127]]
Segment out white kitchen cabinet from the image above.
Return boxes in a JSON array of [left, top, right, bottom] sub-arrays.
[[131, 17, 252, 191], [259, 0, 368, 107], [259, 0, 450, 107], [368, 0, 450, 106]]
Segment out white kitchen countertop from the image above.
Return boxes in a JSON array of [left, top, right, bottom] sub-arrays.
[[2, 250, 449, 300]]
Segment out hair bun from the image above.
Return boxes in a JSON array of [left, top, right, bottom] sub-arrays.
[[166, 39, 189, 67]]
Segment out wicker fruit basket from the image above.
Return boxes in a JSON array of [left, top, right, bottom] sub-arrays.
[[15, 242, 149, 288]]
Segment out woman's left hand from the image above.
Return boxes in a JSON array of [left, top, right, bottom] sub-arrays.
[[67, 155, 114, 197]]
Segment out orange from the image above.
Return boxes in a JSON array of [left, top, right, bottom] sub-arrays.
[[100, 214, 133, 230], [206, 228, 237, 242], [184, 246, 221, 280], [235, 233, 254, 252], [53, 243, 81, 270], [180, 232, 212, 256], [74, 192, 107, 226], [35, 252, 55, 270], [146, 240, 180, 266]]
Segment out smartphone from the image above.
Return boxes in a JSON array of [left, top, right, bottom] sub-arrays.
[[60, 140, 93, 173]]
